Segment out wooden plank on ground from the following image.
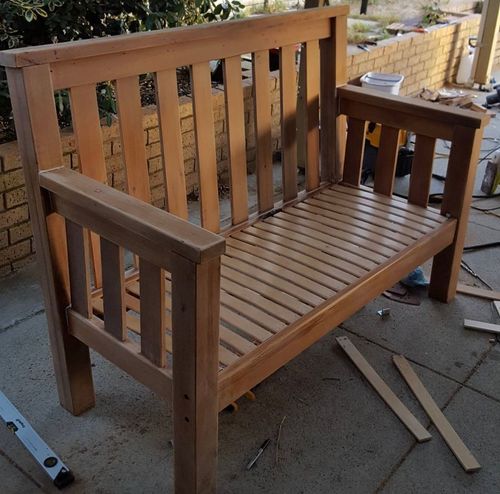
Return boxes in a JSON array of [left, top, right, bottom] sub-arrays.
[[393, 355, 481, 473], [463, 319, 500, 335], [457, 284, 500, 301], [336, 336, 431, 443]]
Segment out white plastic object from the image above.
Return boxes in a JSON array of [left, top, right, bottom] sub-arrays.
[[456, 49, 474, 84], [360, 72, 404, 95]]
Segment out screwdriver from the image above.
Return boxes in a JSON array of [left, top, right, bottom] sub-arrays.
[[246, 438, 271, 470]]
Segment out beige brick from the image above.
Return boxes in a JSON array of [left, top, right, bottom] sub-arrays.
[[111, 139, 122, 155], [184, 159, 195, 174], [0, 263, 11, 277], [214, 120, 224, 135], [0, 231, 7, 249], [100, 121, 120, 141], [106, 154, 124, 174], [181, 117, 194, 133], [358, 60, 375, 74], [148, 156, 163, 173], [0, 141, 22, 172], [178, 95, 192, 114], [147, 127, 160, 145], [4, 187, 27, 209], [103, 141, 113, 158], [149, 170, 164, 189], [0, 239, 31, 263], [150, 186, 166, 206], [142, 106, 158, 128], [9, 221, 32, 244], [0, 169, 25, 193], [12, 253, 36, 271], [0, 205, 29, 230], [145, 142, 161, 159]]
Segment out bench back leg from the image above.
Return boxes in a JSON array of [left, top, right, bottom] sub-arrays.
[[428, 126, 483, 303], [7, 65, 95, 415]]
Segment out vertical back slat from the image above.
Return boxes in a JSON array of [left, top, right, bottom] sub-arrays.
[[155, 69, 189, 220], [66, 219, 91, 318], [115, 76, 151, 203], [408, 134, 436, 207], [280, 45, 298, 203], [253, 50, 274, 213], [139, 258, 166, 368], [223, 56, 249, 225], [191, 62, 220, 232], [333, 15, 348, 181], [343, 117, 367, 186], [374, 125, 400, 196], [100, 237, 127, 341], [69, 84, 107, 287], [319, 19, 336, 182], [304, 39, 320, 191]]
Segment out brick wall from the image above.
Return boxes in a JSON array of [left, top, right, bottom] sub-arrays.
[[0, 13, 497, 277], [347, 15, 483, 95]]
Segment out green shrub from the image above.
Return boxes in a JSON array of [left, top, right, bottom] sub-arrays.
[[0, 0, 244, 141]]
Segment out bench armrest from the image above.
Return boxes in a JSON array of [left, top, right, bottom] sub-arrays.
[[338, 84, 489, 139], [40, 166, 225, 267]]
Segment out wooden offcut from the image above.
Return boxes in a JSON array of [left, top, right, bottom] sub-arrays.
[[457, 284, 500, 301], [393, 355, 481, 473], [336, 337, 431, 443], [1, 5, 490, 492], [464, 319, 500, 335]]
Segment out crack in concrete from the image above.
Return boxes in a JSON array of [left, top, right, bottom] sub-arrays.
[[0, 308, 45, 334], [338, 325, 497, 493]]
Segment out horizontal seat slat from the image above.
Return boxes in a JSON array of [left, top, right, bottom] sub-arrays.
[[225, 240, 341, 296], [222, 254, 325, 306], [291, 203, 407, 251], [246, 225, 367, 279], [325, 187, 442, 228], [264, 216, 387, 265], [125, 281, 257, 358], [315, 193, 428, 238], [335, 184, 445, 221], [311, 194, 421, 243], [221, 277, 300, 324], [222, 265, 312, 315], [233, 230, 358, 284], [275, 210, 397, 257], [220, 291, 286, 334]]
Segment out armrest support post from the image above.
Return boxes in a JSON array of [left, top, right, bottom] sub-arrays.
[[171, 253, 221, 494], [429, 126, 483, 302]]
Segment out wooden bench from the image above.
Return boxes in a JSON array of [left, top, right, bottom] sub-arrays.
[[0, 5, 488, 492]]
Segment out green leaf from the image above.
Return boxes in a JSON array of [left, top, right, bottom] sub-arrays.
[[24, 10, 34, 22]]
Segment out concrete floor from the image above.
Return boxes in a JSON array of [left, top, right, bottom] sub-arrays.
[[1, 94, 499, 493]]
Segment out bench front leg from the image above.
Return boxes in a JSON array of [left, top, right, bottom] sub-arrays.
[[171, 253, 221, 494], [428, 126, 483, 302]]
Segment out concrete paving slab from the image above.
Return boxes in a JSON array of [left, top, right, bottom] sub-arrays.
[[0, 262, 43, 332], [342, 293, 492, 383], [380, 387, 500, 494], [0, 313, 459, 493], [467, 344, 500, 401], [0, 453, 41, 494]]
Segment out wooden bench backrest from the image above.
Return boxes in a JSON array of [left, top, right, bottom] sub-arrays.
[[1, 5, 348, 287]]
